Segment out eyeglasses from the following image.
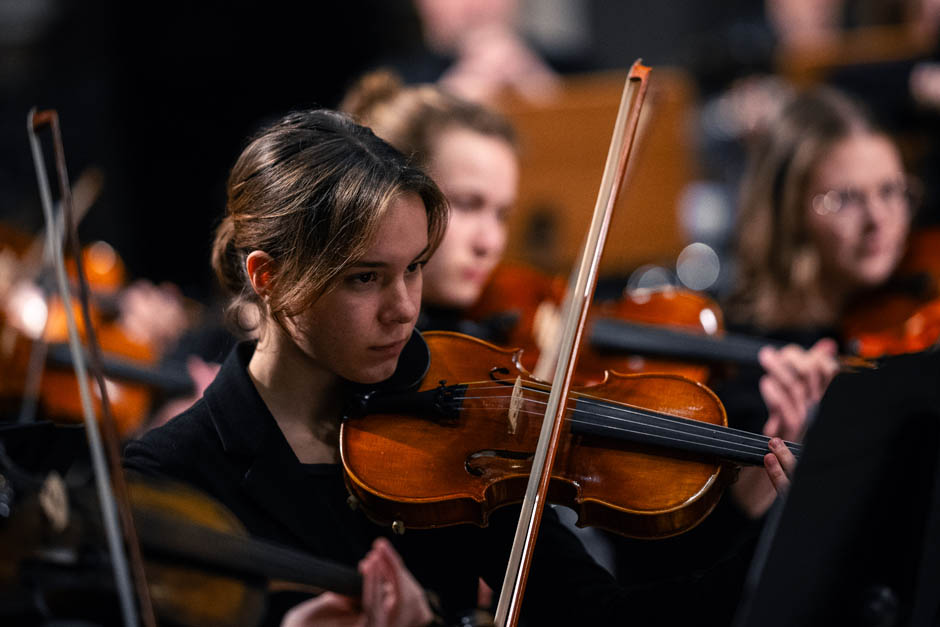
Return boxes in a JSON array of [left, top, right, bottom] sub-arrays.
[[811, 176, 922, 217]]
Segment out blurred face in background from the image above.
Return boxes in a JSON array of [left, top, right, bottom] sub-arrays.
[[421, 126, 518, 309], [805, 132, 911, 292], [415, 0, 518, 51]]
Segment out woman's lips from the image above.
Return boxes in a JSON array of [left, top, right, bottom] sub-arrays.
[[369, 338, 409, 355], [461, 267, 489, 284]]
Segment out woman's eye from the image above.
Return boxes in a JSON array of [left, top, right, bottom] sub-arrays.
[[451, 194, 483, 212], [351, 271, 377, 284], [880, 181, 905, 202], [406, 262, 423, 274]]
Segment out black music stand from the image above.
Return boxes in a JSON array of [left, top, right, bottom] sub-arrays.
[[735, 349, 940, 627]]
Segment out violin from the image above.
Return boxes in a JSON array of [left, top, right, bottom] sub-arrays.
[[341, 330, 801, 539], [466, 263, 871, 385], [842, 226, 940, 358], [1, 266, 195, 436], [1, 196, 195, 436]]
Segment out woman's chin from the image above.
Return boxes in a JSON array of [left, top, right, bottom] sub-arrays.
[[351, 361, 400, 386], [854, 258, 898, 288]]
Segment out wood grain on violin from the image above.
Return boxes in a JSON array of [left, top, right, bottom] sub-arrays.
[[341, 332, 800, 540]]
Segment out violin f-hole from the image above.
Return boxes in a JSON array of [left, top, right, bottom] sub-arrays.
[[466, 449, 534, 478], [489, 366, 512, 383]]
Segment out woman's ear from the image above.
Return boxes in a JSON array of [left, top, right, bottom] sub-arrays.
[[246, 251, 276, 299]]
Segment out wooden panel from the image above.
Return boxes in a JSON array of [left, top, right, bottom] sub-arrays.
[[775, 25, 933, 87], [493, 68, 699, 278]]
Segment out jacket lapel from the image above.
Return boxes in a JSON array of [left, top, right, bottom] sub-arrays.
[[203, 341, 343, 554]]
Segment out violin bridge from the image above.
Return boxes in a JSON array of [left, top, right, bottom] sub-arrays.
[[508, 376, 523, 435]]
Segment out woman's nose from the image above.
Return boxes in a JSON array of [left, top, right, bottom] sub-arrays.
[[382, 278, 419, 324], [471, 211, 506, 257]]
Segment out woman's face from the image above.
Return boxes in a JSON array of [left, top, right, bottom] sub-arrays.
[[422, 127, 518, 309], [805, 133, 911, 292], [284, 192, 429, 384]]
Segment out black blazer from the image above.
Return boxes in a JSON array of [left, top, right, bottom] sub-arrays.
[[124, 342, 656, 626]]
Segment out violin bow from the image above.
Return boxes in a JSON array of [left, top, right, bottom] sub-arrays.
[[16, 167, 104, 424], [27, 109, 157, 627], [493, 62, 652, 626]]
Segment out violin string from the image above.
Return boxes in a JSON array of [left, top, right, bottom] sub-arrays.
[[448, 391, 757, 448], [450, 401, 776, 460], [561, 414, 770, 463], [450, 381, 791, 451], [454, 380, 794, 451], [444, 383, 796, 459]]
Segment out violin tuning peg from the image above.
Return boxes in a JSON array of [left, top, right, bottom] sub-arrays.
[[346, 495, 360, 511], [391, 519, 406, 535]]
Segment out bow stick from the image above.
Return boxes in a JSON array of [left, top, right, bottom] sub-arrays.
[[493, 61, 652, 626], [27, 108, 157, 627]]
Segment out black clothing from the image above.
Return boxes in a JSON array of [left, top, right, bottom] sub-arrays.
[[124, 341, 667, 626]]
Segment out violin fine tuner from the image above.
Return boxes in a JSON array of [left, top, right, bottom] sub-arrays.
[[347, 494, 359, 511], [391, 520, 406, 535]]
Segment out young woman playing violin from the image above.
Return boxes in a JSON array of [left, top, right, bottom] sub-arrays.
[[724, 84, 915, 463], [340, 71, 805, 619], [636, 84, 917, 624], [343, 73, 813, 517], [122, 107, 796, 626]]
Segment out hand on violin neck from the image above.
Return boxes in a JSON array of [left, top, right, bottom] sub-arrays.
[[732, 339, 837, 518], [732, 437, 797, 519], [730, 438, 797, 519], [764, 437, 796, 495]]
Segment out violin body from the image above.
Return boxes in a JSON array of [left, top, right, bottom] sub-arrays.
[[341, 331, 734, 540], [842, 227, 940, 357], [40, 295, 156, 435]]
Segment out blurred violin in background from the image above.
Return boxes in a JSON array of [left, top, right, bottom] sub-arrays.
[[0, 170, 197, 437], [842, 226, 940, 357], [465, 262, 719, 385], [465, 261, 872, 388]]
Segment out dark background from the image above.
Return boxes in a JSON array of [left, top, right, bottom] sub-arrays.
[[0, 0, 808, 301]]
